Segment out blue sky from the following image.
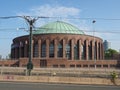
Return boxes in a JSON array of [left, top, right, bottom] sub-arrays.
[[0, 0, 120, 58]]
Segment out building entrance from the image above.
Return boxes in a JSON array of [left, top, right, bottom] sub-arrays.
[[40, 60, 47, 67]]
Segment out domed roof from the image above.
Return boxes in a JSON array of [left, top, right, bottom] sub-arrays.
[[33, 21, 84, 35]]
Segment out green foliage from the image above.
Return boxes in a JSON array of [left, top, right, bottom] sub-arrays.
[[104, 49, 118, 59], [110, 71, 118, 85], [111, 71, 118, 79]]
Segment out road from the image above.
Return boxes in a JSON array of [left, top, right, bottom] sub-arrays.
[[0, 82, 120, 90]]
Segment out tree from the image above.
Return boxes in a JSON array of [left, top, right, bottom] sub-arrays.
[[8, 53, 11, 59], [104, 49, 119, 59]]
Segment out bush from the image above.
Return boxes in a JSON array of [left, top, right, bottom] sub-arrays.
[[111, 71, 118, 80]]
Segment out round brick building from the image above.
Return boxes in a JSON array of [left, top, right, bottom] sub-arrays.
[[11, 21, 104, 68]]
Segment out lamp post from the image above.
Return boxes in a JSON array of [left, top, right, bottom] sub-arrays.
[[23, 16, 39, 76], [92, 20, 96, 69], [22, 16, 49, 75]]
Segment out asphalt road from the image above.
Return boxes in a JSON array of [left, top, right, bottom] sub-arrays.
[[0, 82, 120, 90]]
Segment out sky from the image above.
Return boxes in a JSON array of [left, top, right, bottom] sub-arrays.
[[0, 0, 120, 58]]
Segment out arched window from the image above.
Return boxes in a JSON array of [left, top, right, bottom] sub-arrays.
[[66, 41, 71, 59], [49, 42, 54, 57], [81, 41, 86, 60], [41, 42, 46, 57], [74, 42, 79, 60], [33, 43, 38, 57], [57, 42, 63, 57], [95, 42, 97, 60]]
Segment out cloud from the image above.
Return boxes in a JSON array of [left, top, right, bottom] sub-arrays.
[[19, 4, 83, 29], [18, 4, 81, 17], [17, 4, 115, 39], [17, 4, 81, 27], [17, 5, 114, 39]]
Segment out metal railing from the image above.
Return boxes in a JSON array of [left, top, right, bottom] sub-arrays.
[[0, 67, 120, 78]]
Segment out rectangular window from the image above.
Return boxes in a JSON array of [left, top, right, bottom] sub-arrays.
[[97, 65, 101, 68], [53, 64, 58, 68], [103, 65, 108, 68], [33, 44, 39, 57], [110, 64, 116, 68], [83, 64, 88, 67], [4, 65, 9, 67], [41, 43, 46, 57], [74, 43, 79, 60], [57, 43, 63, 57], [76, 64, 81, 68], [40, 60, 47, 68], [60, 64, 65, 68], [49, 42, 54, 58], [66, 43, 71, 60], [90, 65, 95, 68], [70, 64, 75, 68]]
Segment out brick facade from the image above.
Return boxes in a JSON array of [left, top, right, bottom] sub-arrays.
[[7, 34, 119, 68], [11, 34, 104, 60], [0, 21, 119, 69]]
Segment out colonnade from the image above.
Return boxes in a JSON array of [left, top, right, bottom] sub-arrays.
[[11, 38, 104, 60]]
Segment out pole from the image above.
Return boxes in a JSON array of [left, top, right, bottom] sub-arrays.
[[24, 17, 34, 76], [26, 20, 33, 76], [22, 16, 43, 75], [92, 20, 96, 69], [27, 20, 33, 76]]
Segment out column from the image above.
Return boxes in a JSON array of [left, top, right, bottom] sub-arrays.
[[32, 40, 34, 59], [92, 40, 94, 60], [46, 39, 49, 58], [38, 39, 41, 58], [99, 43, 102, 60], [63, 39, 66, 59], [86, 40, 88, 60], [98, 43, 100, 60], [97, 42, 99, 60], [24, 41, 28, 57], [71, 39, 74, 60], [54, 39, 57, 59], [19, 42, 21, 58], [79, 40, 81, 60]]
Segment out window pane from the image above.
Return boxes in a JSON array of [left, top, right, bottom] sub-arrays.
[[49, 42, 54, 57], [41, 42, 46, 57], [88, 41, 92, 60], [57, 43, 63, 57], [66, 43, 71, 59], [74, 43, 79, 60], [33, 43, 38, 57]]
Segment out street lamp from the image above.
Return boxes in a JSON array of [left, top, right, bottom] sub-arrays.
[[23, 16, 39, 76], [92, 20, 96, 69], [0, 16, 49, 75], [22, 16, 49, 75]]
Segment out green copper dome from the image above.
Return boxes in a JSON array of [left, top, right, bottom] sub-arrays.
[[33, 21, 84, 35]]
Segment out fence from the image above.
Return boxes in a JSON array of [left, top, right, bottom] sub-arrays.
[[0, 67, 120, 79]]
